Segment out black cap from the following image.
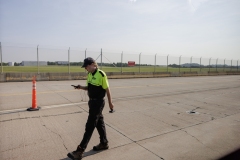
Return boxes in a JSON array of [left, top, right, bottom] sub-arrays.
[[81, 57, 95, 68]]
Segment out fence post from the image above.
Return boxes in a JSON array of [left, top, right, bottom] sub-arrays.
[[179, 55, 182, 73], [237, 60, 239, 71], [0, 42, 2, 73], [167, 54, 169, 72], [154, 53, 157, 73], [37, 45, 39, 74], [68, 47, 70, 74], [121, 51, 123, 73], [209, 57, 211, 72], [190, 56, 192, 72], [231, 59, 232, 71], [200, 57, 202, 72], [216, 58, 218, 72], [84, 48, 87, 73], [139, 52, 141, 73], [101, 48, 102, 69], [223, 59, 225, 71]]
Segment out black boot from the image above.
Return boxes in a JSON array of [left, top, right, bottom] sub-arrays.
[[67, 145, 84, 160], [93, 143, 109, 151]]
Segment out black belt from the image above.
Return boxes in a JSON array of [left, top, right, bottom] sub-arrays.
[[89, 98, 104, 101]]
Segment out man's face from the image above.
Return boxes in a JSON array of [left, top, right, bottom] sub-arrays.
[[85, 63, 95, 72]]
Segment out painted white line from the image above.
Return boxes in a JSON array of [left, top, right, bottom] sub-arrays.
[[41, 102, 87, 109], [0, 108, 27, 114], [0, 102, 87, 114]]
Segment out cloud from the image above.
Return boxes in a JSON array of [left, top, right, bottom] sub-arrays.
[[129, 0, 137, 2], [188, 0, 209, 12]]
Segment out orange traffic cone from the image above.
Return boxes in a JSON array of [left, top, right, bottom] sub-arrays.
[[27, 76, 40, 111]]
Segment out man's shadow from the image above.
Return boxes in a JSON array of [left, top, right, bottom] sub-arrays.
[[60, 149, 104, 160]]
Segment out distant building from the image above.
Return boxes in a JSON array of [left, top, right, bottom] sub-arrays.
[[21, 61, 47, 66], [56, 61, 69, 65], [8, 62, 14, 66]]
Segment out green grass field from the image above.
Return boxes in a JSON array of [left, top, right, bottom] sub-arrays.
[[1, 66, 237, 73]]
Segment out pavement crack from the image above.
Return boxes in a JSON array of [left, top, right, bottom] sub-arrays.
[[105, 123, 134, 142], [181, 130, 221, 155], [182, 130, 204, 145], [140, 112, 174, 127], [0, 111, 83, 123], [136, 110, 240, 144], [0, 116, 41, 123], [112, 86, 240, 102], [40, 118, 68, 151], [0, 140, 46, 153], [137, 143, 165, 160], [105, 122, 165, 160]]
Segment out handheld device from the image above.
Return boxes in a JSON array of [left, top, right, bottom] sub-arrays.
[[71, 85, 80, 89], [109, 109, 115, 113]]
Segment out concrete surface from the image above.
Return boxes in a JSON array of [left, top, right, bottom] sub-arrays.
[[0, 75, 240, 160]]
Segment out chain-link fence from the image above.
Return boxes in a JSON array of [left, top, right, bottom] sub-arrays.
[[0, 43, 239, 73]]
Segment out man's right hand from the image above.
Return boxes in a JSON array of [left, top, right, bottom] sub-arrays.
[[71, 85, 81, 89]]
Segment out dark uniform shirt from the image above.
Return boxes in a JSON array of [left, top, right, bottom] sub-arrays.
[[87, 68, 109, 99]]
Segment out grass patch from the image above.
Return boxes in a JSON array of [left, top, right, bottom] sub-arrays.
[[1, 66, 236, 73]]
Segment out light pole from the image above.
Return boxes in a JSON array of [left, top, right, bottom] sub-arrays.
[[231, 59, 232, 71], [179, 55, 182, 73]]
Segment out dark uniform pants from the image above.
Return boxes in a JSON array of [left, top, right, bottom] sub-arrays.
[[80, 99, 108, 150]]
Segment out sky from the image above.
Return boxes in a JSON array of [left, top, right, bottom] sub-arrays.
[[0, 0, 240, 63]]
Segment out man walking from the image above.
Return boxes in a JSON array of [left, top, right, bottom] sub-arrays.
[[67, 57, 114, 160]]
